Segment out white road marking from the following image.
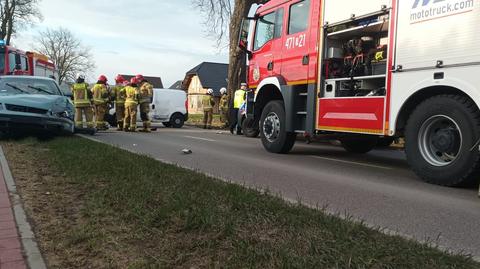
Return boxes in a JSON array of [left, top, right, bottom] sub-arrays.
[[183, 136, 216, 142], [310, 155, 392, 170]]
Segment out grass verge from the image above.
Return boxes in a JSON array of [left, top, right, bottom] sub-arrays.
[[2, 136, 478, 269], [187, 113, 225, 128]]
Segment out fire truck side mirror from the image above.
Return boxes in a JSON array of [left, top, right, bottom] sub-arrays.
[[239, 18, 253, 60]]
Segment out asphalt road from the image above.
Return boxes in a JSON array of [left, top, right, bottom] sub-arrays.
[[86, 126, 480, 259]]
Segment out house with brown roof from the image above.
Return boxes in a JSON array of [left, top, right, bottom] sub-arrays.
[[182, 62, 228, 114], [120, 75, 164, 88]]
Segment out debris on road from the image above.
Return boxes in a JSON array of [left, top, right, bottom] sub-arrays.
[[182, 149, 192, 154]]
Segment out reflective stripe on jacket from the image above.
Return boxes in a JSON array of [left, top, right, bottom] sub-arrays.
[[233, 89, 246, 109], [112, 85, 126, 105], [125, 86, 139, 106], [91, 84, 109, 105], [219, 95, 229, 111], [202, 95, 215, 110], [138, 82, 153, 104], [71, 83, 91, 107]]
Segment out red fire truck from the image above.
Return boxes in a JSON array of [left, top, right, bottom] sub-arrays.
[[240, 0, 479, 187], [0, 40, 56, 78]]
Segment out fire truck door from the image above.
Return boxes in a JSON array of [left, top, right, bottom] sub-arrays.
[[249, 11, 278, 86], [281, 0, 312, 83]]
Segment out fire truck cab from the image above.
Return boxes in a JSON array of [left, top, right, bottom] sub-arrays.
[[0, 40, 56, 78], [241, 0, 480, 187]]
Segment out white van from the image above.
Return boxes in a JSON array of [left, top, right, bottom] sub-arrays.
[[107, 88, 188, 128]]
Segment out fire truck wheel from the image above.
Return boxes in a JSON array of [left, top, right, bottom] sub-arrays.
[[340, 137, 378, 154], [405, 95, 480, 187], [260, 100, 296, 153], [242, 117, 260, 138]]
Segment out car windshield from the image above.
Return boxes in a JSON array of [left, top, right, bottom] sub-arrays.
[[0, 77, 62, 96]]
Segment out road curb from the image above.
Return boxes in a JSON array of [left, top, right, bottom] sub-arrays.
[[0, 146, 47, 269]]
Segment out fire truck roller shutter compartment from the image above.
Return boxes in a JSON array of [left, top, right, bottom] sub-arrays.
[[324, 0, 391, 24]]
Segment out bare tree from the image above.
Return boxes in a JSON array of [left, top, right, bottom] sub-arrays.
[[33, 27, 95, 84], [193, 0, 268, 95], [0, 0, 43, 45]]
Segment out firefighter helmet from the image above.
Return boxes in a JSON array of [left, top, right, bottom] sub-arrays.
[[220, 87, 227, 95], [98, 75, 108, 83], [76, 74, 85, 83], [135, 74, 144, 82], [115, 75, 125, 83], [130, 77, 139, 85]]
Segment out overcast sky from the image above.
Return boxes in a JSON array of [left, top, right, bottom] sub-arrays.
[[13, 0, 228, 87]]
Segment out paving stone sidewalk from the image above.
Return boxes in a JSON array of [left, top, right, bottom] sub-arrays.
[[0, 165, 26, 269]]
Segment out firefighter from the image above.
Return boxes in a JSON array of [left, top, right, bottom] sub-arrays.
[[111, 75, 127, 131], [124, 77, 140, 132], [136, 74, 154, 132], [219, 87, 229, 128], [202, 88, 215, 129], [91, 75, 110, 130], [71, 74, 94, 129], [230, 83, 247, 134]]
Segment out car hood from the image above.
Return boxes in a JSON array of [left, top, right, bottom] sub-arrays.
[[0, 94, 68, 112]]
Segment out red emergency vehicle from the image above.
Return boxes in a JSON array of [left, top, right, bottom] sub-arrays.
[[240, 0, 479, 187], [0, 40, 56, 78]]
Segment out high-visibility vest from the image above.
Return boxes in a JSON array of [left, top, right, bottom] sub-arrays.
[[91, 84, 109, 105], [234, 89, 246, 109], [202, 95, 214, 110], [71, 83, 91, 108], [112, 85, 126, 105], [125, 86, 139, 106], [138, 82, 153, 104]]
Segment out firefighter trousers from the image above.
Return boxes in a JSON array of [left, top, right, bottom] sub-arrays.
[[220, 108, 229, 127], [203, 108, 213, 129], [116, 104, 125, 130], [139, 103, 151, 130], [94, 104, 108, 130], [74, 106, 94, 129], [124, 104, 138, 131]]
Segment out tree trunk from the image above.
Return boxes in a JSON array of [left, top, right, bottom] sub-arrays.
[[228, 0, 264, 97], [227, 0, 269, 100]]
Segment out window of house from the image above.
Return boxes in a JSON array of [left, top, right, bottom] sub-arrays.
[[288, 0, 310, 35]]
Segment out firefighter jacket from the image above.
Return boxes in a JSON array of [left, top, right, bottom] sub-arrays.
[[111, 85, 126, 106], [138, 81, 153, 104], [91, 83, 109, 105], [202, 95, 215, 111], [234, 89, 246, 109], [125, 86, 139, 106], [219, 95, 229, 111], [71, 83, 91, 108]]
